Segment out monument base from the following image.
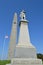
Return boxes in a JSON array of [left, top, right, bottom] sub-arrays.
[[15, 45, 37, 58], [11, 58, 42, 65]]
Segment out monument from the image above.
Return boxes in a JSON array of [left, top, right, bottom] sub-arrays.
[[6, 10, 42, 65], [15, 10, 37, 58], [8, 13, 17, 60]]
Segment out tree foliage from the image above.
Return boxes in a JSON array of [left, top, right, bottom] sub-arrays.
[[37, 53, 43, 61]]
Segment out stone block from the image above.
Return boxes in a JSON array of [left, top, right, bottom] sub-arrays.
[[11, 58, 42, 65], [15, 46, 37, 58]]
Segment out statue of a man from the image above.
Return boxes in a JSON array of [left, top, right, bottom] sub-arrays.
[[20, 10, 26, 20]]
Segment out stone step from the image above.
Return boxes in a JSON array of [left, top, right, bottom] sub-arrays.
[[11, 58, 42, 65]]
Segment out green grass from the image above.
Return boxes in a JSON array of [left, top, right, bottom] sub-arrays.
[[42, 60, 43, 64], [0, 60, 11, 65]]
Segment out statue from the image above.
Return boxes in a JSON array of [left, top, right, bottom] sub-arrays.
[[20, 10, 26, 20]]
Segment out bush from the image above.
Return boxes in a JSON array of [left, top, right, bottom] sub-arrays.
[[37, 53, 43, 61]]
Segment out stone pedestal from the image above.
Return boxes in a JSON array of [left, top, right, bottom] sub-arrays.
[[15, 46, 37, 58], [15, 21, 37, 58], [11, 58, 42, 65]]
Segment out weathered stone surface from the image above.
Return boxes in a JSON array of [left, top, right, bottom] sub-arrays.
[[15, 22, 37, 58], [8, 13, 17, 60], [15, 46, 37, 58], [11, 58, 42, 65]]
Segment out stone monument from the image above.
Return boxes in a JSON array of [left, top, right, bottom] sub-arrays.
[[6, 10, 42, 65], [15, 10, 36, 58], [8, 13, 17, 60]]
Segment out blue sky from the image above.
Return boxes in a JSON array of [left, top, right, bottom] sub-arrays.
[[0, 0, 43, 60]]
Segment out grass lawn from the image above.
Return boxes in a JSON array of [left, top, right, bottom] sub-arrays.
[[0, 60, 11, 65], [42, 61, 43, 64]]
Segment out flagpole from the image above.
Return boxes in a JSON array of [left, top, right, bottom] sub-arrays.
[[1, 36, 8, 60], [1, 38, 6, 60]]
